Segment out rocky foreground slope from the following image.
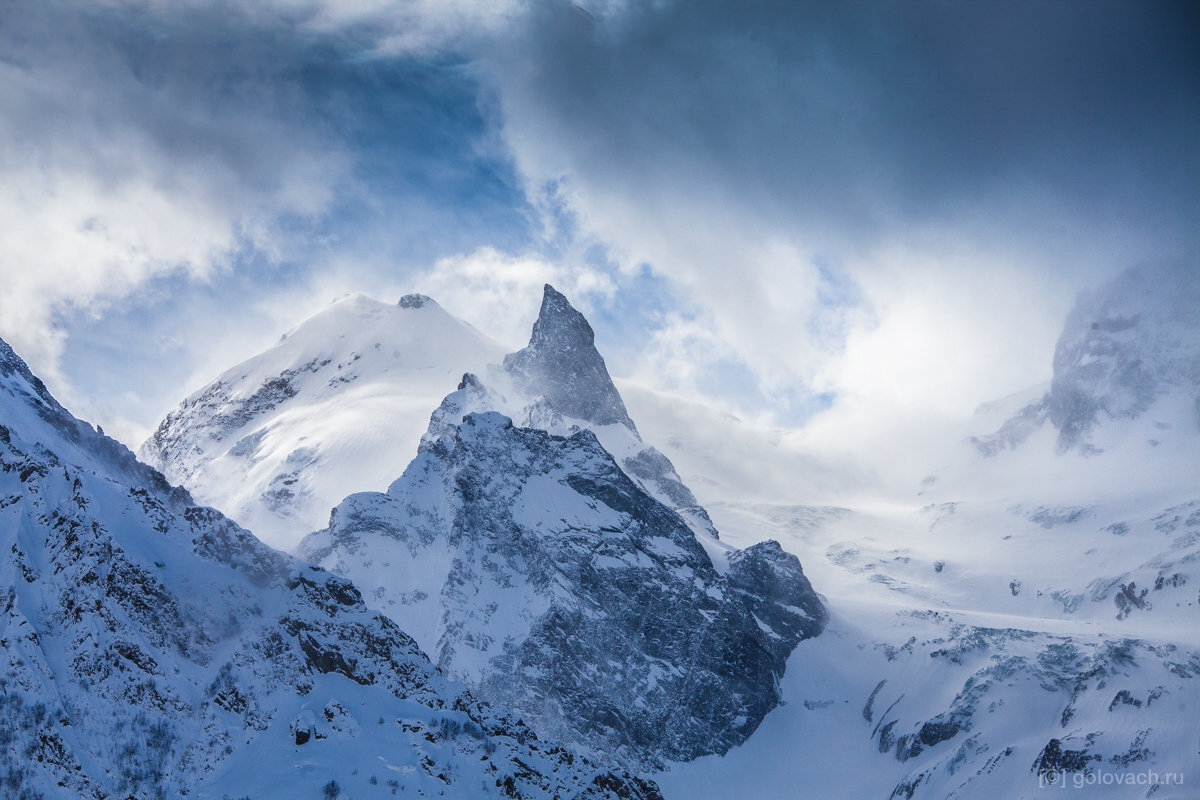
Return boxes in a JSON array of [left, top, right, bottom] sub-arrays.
[[0, 335, 660, 800]]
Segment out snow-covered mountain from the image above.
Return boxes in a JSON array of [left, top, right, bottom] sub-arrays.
[[0, 335, 661, 800], [972, 260, 1199, 457], [653, 262, 1200, 799], [140, 293, 504, 550], [134, 264, 1198, 798], [142, 288, 723, 552], [299, 287, 827, 769]]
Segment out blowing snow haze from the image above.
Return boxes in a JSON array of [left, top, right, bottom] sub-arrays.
[[1, 1, 1199, 799]]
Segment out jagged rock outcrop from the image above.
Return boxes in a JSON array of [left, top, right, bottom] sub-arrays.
[[301, 410, 826, 769], [503, 284, 637, 432]]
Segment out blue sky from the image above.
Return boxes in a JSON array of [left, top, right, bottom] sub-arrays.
[[1, 0, 1197, 447]]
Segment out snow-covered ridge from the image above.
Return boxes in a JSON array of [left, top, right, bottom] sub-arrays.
[[1, 334, 663, 800], [140, 292, 505, 549]]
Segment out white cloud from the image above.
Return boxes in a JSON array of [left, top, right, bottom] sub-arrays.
[[465, 0, 1192, 441], [0, 1, 348, 394], [4, 0, 1194, 463]]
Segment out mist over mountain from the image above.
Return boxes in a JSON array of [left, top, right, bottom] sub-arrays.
[[140, 293, 504, 550], [6, 265, 1198, 799], [973, 261, 1200, 457], [5, 1, 1198, 796]]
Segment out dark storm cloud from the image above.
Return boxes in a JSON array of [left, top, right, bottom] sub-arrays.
[[489, 0, 1199, 255], [452, 0, 1200, 426], [2, 0, 528, 254]]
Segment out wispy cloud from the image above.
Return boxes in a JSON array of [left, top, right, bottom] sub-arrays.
[[0, 0, 530, 440], [0, 2, 351, 384], [2, 0, 1196, 455], [470, 0, 1199, 428]]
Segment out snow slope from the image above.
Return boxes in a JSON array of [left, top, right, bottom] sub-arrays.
[[0, 334, 662, 800], [654, 262, 1200, 799], [140, 293, 504, 550]]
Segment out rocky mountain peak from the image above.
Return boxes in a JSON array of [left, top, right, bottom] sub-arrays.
[[1047, 260, 1199, 449], [503, 284, 636, 432], [972, 261, 1200, 456], [531, 283, 593, 346], [398, 293, 437, 309], [302, 401, 826, 769]]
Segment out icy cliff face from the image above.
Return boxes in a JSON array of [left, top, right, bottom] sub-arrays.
[[0, 336, 660, 800], [974, 261, 1200, 456], [301, 408, 825, 769], [139, 293, 504, 550]]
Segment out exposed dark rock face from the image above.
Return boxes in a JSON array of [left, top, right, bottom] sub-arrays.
[[399, 293, 435, 309], [303, 410, 826, 769], [504, 285, 637, 432], [727, 541, 828, 661], [1033, 738, 1098, 776]]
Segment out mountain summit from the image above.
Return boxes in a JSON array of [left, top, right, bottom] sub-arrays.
[[974, 261, 1200, 456], [503, 285, 637, 432], [302, 404, 825, 768], [142, 282, 825, 770], [140, 293, 503, 549]]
